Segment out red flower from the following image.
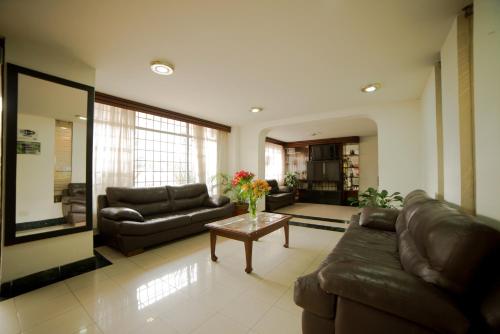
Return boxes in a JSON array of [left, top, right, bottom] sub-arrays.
[[231, 170, 254, 186]]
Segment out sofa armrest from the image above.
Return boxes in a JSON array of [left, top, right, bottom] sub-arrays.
[[278, 185, 291, 193], [100, 207, 144, 222], [318, 261, 469, 334], [359, 207, 399, 231], [204, 195, 230, 207]]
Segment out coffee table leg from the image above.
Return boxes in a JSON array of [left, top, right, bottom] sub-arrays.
[[283, 222, 289, 248], [244, 240, 253, 273], [210, 231, 218, 262]]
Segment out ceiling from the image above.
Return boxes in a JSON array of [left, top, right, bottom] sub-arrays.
[[268, 117, 377, 142], [0, 0, 468, 126]]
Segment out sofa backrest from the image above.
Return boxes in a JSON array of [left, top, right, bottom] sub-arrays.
[[397, 190, 500, 297], [167, 183, 209, 211], [68, 183, 86, 196], [266, 179, 280, 194], [106, 186, 171, 216]]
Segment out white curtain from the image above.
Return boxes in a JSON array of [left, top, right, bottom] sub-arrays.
[[265, 142, 285, 184], [215, 130, 228, 194], [191, 125, 220, 194], [93, 103, 135, 222]]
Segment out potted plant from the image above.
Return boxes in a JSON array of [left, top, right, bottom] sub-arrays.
[[213, 172, 248, 215], [348, 187, 403, 208], [284, 171, 299, 199]]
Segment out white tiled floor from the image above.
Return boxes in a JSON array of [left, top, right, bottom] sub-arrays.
[[274, 203, 360, 221], [0, 225, 343, 334]]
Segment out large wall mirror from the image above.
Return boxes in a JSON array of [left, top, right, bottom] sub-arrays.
[[4, 64, 94, 245]]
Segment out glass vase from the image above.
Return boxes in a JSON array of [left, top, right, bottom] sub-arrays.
[[248, 198, 257, 220]]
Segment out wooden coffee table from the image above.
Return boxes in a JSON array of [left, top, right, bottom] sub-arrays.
[[206, 212, 292, 273]]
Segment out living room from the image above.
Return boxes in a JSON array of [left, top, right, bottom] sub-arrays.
[[0, 1, 499, 333]]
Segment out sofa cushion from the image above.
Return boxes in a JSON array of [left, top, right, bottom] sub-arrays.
[[325, 217, 401, 270], [119, 214, 190, 236], [106, 186, 171, 216], [175, 205, 233, 224], [318, 261, 470, 334], [398, 195, 500, 295], [101, 207, 144, 222], [266, 180, 280, 194], [359, 207, 399, 231], [168, 184, 209, 211], [204, 195, 230, 208]]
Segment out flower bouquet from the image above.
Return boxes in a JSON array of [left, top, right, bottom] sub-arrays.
[[237, 174, 271, 219]]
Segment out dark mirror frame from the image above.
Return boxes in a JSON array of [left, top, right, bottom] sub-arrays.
[[3, 63, 94, 245]]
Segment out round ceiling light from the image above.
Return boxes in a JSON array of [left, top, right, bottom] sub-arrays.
[[250, 107, 263, 113], [361, 83, 381, 93], [150, 61, 174, 76]]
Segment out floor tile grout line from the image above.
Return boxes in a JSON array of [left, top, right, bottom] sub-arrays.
[[65, 280, 102, 334]]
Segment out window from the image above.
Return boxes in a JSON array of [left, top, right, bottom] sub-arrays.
[[134, 112, 191, 187], [134, 112, 218, 188], [265, 142, 285, 184], [94, 103, 221, 196]]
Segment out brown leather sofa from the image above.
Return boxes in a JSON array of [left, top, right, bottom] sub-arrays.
[[265, 179, 294, 211], [294, 190, 500, 334], [97, 183, 234, 255]]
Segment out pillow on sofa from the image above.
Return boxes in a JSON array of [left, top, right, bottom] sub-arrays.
[[101, 207, 144, 222], [204, 195, 230, 207], [359, 207, 400, 231]]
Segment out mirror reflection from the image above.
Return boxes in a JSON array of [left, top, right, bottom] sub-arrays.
[[15, 74, 88, 236]]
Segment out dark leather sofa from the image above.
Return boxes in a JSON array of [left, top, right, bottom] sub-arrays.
[[97, 183, 234, 255], [62, 183, 86, 225], [294, 190, 500, 334], [265, 179, 294, 211]]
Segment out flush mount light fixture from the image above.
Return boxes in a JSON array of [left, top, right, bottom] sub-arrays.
[[75, 115, 87, 121], [361, 83, 381, 93], [250, 107, 262, 113], [150, 60, 174, 75]]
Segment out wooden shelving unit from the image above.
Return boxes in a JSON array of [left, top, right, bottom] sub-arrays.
[[279, 136, 360, 206], [342, 143, 360, 204]]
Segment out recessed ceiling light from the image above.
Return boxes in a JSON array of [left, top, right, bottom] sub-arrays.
[[361, 83, 381, 93], [250, 107, 262, 113], [75, 115, 87, 121], [150, 60, 174, 76]]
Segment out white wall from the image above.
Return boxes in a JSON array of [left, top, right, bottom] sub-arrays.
[[474, 0, 500, 228], [359, 135, 378, 191], [420, 69, 438, 197], [238, 100, 423, 210], [440, 18, 461, 206], [1, 37, 95, 283], [16, 114, 62, 223]]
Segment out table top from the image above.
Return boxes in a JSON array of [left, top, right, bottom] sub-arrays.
[[206, 212, 291, 235]]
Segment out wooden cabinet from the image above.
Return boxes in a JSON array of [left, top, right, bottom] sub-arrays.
[[307, 160, 340, 181], [310, 144, 339, 161]]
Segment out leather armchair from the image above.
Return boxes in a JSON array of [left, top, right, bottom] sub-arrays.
[[265, 179, 294, 211], [62, 183, 86, 225]]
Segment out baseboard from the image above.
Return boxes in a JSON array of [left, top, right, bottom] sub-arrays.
[[16, 217, 66, 231], [0, 251, 111, 300], [289, 221, 346, 232]]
